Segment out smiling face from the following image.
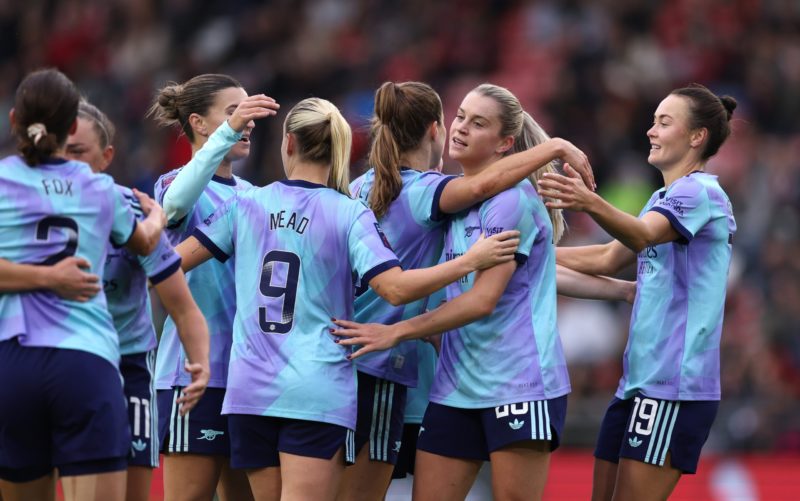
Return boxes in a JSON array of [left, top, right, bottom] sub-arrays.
[[449, 91, 513, 171], [647, 94, 700, 170], [197, 86, 253, 161], [65, 117, 113, 173]]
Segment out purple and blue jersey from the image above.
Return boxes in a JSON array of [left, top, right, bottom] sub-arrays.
[[105, 185, 181, 356], [153, 168, 253, 390], [619, 172, 736, 401], [0, 155, 137, 366], [430, 180, 570, 408], [350, 168, 453, 387], [195, 179, 400, 429]]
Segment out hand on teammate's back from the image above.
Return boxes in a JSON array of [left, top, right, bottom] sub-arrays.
[[50, 256, 101, 302], [464, 230, 521, 270]]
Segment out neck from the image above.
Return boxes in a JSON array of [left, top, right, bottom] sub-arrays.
[[286, 160, 329, 186], [659, 157, 705, 187], [398, 145, 435, 172], [459, 153, 503, 178], [192, 141, 233, 179]]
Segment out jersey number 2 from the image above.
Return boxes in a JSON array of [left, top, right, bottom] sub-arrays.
[[36, 216, 79, 264], [259, 250, 300, 334]]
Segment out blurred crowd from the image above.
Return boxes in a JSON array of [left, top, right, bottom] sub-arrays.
[[1, 0, 797, 453]]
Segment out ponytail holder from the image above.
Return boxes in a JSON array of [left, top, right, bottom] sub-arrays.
[[326, 112, 333, 122], [27, 123, 47, 145]]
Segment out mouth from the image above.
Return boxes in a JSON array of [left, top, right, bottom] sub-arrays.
[[239, 136, 251, 144], [649, 143, 660, 151], [451, 137, 467, 147]]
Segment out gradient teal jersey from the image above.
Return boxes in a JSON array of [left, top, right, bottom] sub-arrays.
[[350, 168, 454, 387], [0, 155, 137, 366], [153, 170, 253, 389], [430, 180, 570, 408], [403, 288, 445, 423], [194, 179, 400, 429], [105, 185, 181, 356], [619, 172, 736, 401]]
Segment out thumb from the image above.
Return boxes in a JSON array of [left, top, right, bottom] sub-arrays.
[[72, 257, 92, 269]]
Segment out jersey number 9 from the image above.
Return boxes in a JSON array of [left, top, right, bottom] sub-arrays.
[[259, 250, 300, 334]]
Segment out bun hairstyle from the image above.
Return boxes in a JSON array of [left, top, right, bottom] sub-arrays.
[[148, 74, 241, 142], [13, 69, 80, 166], [368, 81, 443, 218], [670, 83, 737, 159], [284, 97, 352, 196], [78, 100, 116, 149], [471, 83, 565, 244]]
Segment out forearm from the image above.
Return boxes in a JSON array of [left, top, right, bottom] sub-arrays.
[[440, 139, 562, 214], [556, 264, 633, 302], [171, 308, 210, 368], [163, 121, 241, 222], [0, 259, 48, 292], [392, 290, 492, 342], [175, 236, 213, 272], [583, 194, 657, 252], [129, 214, 164, 256], [556, 245, 612, 275], [376, 257, 476, 306]]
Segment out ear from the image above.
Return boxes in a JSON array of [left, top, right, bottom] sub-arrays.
[[284, 133, 295, 156], [428, 121, 439, 142], [99, 145, 115, 172], [689, 128, 707, 149], [188, 113, 208, 138], [8, 109, 15, 127], [495, 135, 514, 155]]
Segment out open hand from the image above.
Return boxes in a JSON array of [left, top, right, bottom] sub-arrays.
[[551, 138, 595, 191], [538, 163, 598, 212], [50, 257, 101, 301], [228, 94, 281, 132], [465, 230, 520, 270], [330, 318, 400, 359], [132, 188, 167, 229]]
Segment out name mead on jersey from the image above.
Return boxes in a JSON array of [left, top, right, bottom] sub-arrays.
[[269, 210, 309, 234]]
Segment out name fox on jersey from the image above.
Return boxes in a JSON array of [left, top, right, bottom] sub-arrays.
[[41, 178, 73, 196], [269, 210, 309, 234]]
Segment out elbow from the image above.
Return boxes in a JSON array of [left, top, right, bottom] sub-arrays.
[[470, 294, 498, 319], [384, 289, 406, 307]]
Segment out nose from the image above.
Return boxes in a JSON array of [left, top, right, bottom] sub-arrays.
[[647, 125, 657, 139], [247, 119, 256, 130]]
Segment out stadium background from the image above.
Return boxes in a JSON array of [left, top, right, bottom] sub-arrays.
[[0, 0, 798, 499]]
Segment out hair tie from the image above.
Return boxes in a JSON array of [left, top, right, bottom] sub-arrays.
[[326, 112, 333, 122], [27, 123, 47, 145]]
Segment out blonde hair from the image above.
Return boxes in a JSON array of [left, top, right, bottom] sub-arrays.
[[472, 83, 566, 243], [284, 98, 352, 196]]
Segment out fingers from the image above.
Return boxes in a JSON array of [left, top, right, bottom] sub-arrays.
[[489, 230, 520, 241], [332, 318, 360, 329], [69, 256, 93, 269]]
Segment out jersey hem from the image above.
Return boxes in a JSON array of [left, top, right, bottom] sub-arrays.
[[429, 385, 571, 409], [221, 405, 354, 430]]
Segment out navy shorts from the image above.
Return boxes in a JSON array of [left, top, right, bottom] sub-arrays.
[[391, 424, 421, 479], [0, 340, 129, 482], [594, 393, 719, 474], [228, 415, 355, 469], [157, 387, 230, 456], [418, 396, 568, 462], [354, 371, 408, 465], [121, 351, 158, 468]]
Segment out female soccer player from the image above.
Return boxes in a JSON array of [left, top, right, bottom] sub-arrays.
[[538, 84, 737, 501], [61, 100, 211, 501], [175, 97, 519, 501], [333, 83, 624, 500], [149, 74, 278, 501], [339, 80, 595, 501], [0, 69, 164, 501]]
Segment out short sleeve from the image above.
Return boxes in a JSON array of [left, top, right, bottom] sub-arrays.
[[138, 233, 181, 285], [480, 188, 536, 264], [648, 177, 710, 243], [347, 205, 401, 287], [109, 182, 138, 247], [406, 172, 455, 227], [192, 195, 238, 262]]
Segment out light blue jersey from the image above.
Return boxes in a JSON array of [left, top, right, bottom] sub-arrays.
[[430, 181, 570, 408], [195, 179, 400, 429], [403, 288, 446, 424], [618, 172, 736, 401], [0, 156, 137, 366], [153, 170, 253, 390], [350, 168, 453, 387], [105, 185, 181, 356]]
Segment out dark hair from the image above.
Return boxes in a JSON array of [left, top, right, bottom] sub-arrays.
[[13, 69, 80, 166], [368, 81, 443, 218], [78, 100, 116, 148], [148, 73, 241, 142], [670, 83, 737, 159], [284, 97, 352, 196]]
